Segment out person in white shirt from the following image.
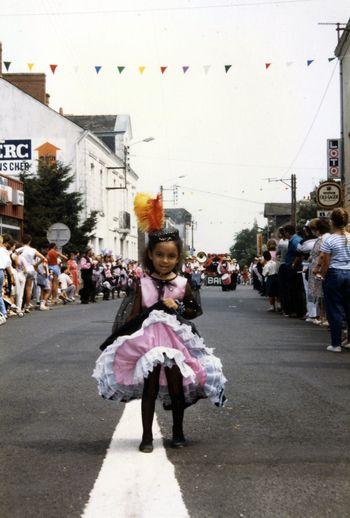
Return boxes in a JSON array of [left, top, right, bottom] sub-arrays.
[[58, 265, 76, 302], [262, 250, 279, 311], [17, 234, 47, 311], [0, 237, 14, 323]]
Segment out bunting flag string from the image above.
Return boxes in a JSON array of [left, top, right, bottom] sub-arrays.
[[1, 57, 340, 77]]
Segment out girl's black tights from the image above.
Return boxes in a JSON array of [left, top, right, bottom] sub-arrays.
[[141, 363, 185, 442]]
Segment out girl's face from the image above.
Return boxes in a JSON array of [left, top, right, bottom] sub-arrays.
[[148, 241, 179, 275]]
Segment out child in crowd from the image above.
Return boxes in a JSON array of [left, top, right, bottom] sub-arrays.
[[58, 265, 76, 303], [93, 193, 227, 453], [262, 250, 279, 311]]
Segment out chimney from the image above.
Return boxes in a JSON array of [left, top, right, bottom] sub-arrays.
[[59, 107, 64, 115]]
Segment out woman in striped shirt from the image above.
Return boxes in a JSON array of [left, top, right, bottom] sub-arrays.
[[318, 208, 350, 352]]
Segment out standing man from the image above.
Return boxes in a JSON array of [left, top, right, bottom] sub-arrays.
[[282, 224, 305, 318]]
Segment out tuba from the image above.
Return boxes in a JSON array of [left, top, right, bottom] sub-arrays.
[[196, 251, 207, 264]]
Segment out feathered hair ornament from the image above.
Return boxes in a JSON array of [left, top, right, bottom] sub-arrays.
[[134, 193, 164, 233]]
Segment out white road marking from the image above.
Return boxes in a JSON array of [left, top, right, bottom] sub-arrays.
[[82, 400, 189, 518]]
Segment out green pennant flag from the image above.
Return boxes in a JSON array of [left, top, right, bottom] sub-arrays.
[[225, 65, 231, 74], [117, 66, 125, 74], [328, 57, 336, 62], [3, 61, 11, 71]]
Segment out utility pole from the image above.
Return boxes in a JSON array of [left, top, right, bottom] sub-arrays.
[[264, 175, 297, 227], [159, 184, 178, 206]]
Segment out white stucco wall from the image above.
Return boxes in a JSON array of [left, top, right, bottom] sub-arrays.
[[342, 43, 350, 209], [0, 78, 138, 259]]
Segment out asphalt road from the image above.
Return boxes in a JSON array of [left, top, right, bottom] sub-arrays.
[[1, 287, 350, 518]]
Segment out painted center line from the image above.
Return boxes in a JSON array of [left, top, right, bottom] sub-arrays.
[[82, 400, 189, 518]]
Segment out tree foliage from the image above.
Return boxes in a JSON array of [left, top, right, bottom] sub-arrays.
[[230, 223, 260, 268], [296, 186, 318, 227], [21, 160, 97, 253]]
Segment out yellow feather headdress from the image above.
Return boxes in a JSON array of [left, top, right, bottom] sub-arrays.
[[134, 193, 164, 233]]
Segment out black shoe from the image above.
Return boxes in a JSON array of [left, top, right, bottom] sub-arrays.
[[139, 437, 153, 453], [171, 428, 186, 448]]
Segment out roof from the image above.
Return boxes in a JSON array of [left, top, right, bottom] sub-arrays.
[[165, 208, 192, 224], [65, 115, 118, 133], [335, 20, 350, 58], [264, 203, 291, 217]]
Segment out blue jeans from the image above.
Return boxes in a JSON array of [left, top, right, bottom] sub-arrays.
[[323, 268, 350, 347], [0, 269, 7, 316]]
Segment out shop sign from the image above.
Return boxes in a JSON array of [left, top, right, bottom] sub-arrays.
[[0, 139, 32, 173], [316, 182, 342, 209], [327, 139, 342, 180], [317, 210, 332, 218]]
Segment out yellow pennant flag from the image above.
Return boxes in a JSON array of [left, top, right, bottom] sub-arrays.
[[27, 63, 34, 71], [139, 66, 146, 74]]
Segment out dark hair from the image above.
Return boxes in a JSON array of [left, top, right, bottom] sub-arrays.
[[266, 239, 276, 251], [48, 242, 56, 250], [61, 265, 68, 273], [315, 217, 331, 235], [331, 208, 348, 229], [22, 234, 32, 245], [142, 237, 183, 273], [263, 251, 271, 261], [2, 233, 13, 244], [284, 224, 295, 235], [5, 237, 15, 249]]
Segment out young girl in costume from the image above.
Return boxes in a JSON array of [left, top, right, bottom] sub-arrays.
[[93, 193, 227, 453]]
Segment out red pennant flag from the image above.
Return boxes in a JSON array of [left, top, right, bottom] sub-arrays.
[[50, 64, 57, 74], [160, 66, 167, 74], [265, 63, 271, 69], [3, 61, 11, 71]]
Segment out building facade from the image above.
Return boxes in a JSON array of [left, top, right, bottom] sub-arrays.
[[0, 77, 138, 258], [0, 173, 24, 239], [335, 20, 350, 209]]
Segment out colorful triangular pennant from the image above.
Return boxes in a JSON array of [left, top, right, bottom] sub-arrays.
[[50, 64, 57, 74], [265, 63, 271, 70], [328, 57, 336, 62], [307, 60, 314, 67], [117, 66, 125, 74], [203, 65, 211, 75], [182, 66, 189, 74], [95, 66, 102, 74], [3, 61, 11, 71], [160, 66, 167, 74], [139, 66, 146, 74], [27, 63, 34, 71], [224, 65, 231, 73]]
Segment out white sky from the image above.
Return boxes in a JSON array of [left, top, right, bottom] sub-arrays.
[[1, 0, 349, 251]]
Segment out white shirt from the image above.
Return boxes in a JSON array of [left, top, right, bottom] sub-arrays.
[[17, 245, 36, 271], [0, 247, 11, 270], [262, 260, 278, 277], [58, 272, 72, 290]]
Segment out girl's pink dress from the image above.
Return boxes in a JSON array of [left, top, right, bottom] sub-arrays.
[[67, 259, 79, 288], [93, 274, 226, 408]]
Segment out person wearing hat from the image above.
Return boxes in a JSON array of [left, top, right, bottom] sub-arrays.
[[79, 247, 94, 304]]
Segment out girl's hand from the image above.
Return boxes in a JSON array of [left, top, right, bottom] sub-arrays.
[[162, 298, 178, 310]]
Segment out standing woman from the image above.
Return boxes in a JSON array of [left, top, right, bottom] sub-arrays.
[[79, 247, 94, 304], [318, 208, 350, 352]]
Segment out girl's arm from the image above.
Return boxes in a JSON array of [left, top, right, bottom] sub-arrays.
[[318, 252, 330, 278]]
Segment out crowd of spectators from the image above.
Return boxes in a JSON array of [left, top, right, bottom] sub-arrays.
[[250, 207, 350, 353], [0, 234, 142, 326]]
